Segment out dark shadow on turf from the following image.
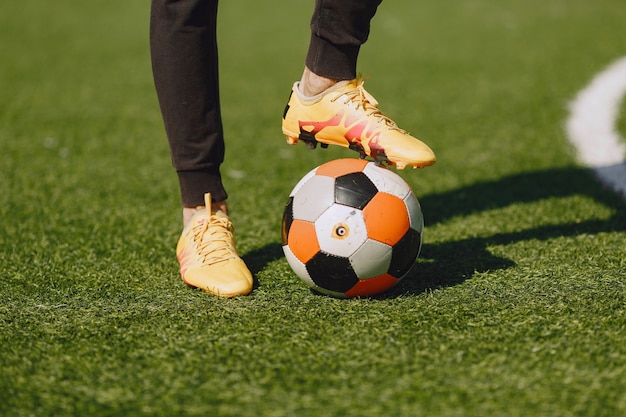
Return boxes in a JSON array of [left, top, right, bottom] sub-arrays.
[[242, 242, 284, 289], [382, 166, 626, 297]]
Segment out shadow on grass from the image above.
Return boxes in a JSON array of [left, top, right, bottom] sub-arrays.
[[244, 166, 626, 297], [242, 242, 284, 290], [392, 165, 626, 296]]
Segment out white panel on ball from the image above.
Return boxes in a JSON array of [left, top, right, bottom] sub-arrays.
[[349, 238, 392, 279], [362, 163, 411, 199], [283, 245, 316, 288], [315, 204, 368, 258], [291, 175, 335, 222], [404, 193, 424, 231], [289, 168, 317, 197]]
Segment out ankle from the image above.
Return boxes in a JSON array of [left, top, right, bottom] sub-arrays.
[[182, 201, 228, 228], [298, 67, 339, 97]]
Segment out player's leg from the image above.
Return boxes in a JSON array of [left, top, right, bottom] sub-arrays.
[[305, 0, 382, 84], [282, 0, 436, 169], [150, 0, 226, 207], [150, 0, 252, 297]]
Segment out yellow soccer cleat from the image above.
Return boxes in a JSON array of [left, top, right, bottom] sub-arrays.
[[176, 193, 253, 298], [282, 75, 436, 170]]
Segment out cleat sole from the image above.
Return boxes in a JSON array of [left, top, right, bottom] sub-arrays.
[[284, 129, 435, 170]]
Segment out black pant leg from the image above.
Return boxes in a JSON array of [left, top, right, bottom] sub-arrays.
[[306, 0, 383, 80], [150, 0, 227, 206]]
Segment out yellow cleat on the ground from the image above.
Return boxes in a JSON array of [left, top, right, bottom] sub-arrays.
[[282, 75, 436, 169], [176, 193, 253, 298]]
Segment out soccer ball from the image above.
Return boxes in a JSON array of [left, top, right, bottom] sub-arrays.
[[281, 158, 424, 298]]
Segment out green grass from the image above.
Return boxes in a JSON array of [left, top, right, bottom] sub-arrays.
[[1, 0, 626, 416]]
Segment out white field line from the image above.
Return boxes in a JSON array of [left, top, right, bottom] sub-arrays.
[[565, 57, 626, 199]]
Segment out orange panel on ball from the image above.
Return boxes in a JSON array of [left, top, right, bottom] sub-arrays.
[[315, 158, 369, 178], [362, 193, 409, 246], [345, 273, 398, 298], [287, 219, 320, 263]]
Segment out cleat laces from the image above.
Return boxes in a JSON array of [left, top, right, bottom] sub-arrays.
[[331, 75, 407, 133], [191, 214, 238, 266]]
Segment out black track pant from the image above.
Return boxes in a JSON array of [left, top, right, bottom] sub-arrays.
[[150, 0, 382, 206]]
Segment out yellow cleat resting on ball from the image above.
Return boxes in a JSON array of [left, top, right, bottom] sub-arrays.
[[282, 75, 436, 169]]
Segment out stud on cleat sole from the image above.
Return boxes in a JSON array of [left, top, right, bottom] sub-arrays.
[[348, 142, 369, 160], [297, 131, 319, 149]]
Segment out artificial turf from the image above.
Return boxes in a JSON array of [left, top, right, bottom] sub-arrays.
[[1, 0, 625, 416]]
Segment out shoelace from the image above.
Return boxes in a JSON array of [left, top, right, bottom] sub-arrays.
[[191, 213, 239, 266], [332, 75, 406, 133]]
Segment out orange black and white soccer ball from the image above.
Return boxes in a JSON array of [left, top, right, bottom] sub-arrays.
[[281, 158, 424, 298]]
